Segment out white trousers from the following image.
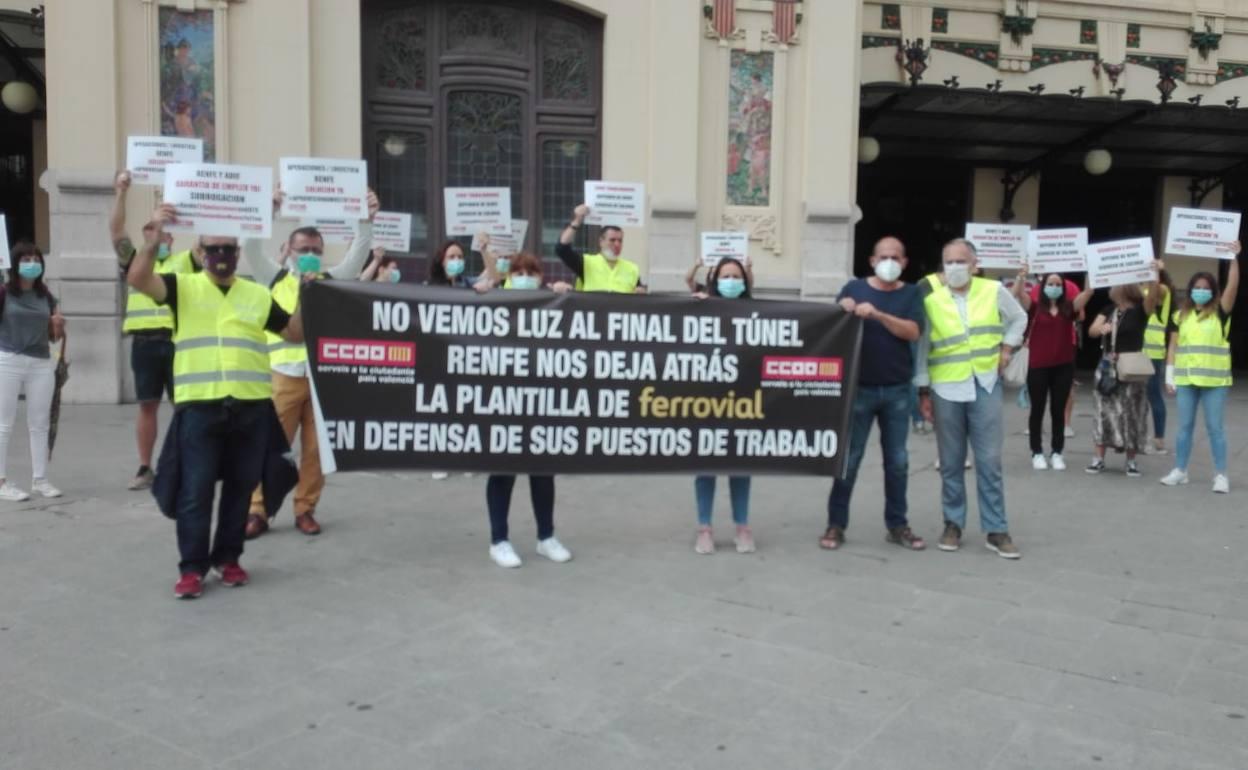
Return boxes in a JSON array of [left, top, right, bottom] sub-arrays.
[[0, 351, 56, 481]]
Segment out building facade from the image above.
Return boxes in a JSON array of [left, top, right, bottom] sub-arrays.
[[4, 0, 1247, 402]]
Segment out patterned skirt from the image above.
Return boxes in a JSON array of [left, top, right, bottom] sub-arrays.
[[1092, 366, 1147, 452]]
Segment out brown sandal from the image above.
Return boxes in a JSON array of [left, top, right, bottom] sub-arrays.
[[819, 526, 844, 550], [244, 514, 269, 540]]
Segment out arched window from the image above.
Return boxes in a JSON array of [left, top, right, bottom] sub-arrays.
[[362, 0, 603, 276]]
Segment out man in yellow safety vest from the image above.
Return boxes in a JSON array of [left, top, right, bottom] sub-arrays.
[[555, 203, 642, 293], [128, 204, 303, 600]]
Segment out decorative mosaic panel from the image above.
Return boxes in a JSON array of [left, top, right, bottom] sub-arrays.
[[932, 40, 999, 65], [727, 50, 773, 208]]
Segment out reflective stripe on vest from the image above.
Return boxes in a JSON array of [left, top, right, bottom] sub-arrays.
[[1174, 312, 1232, 388], [575, 253, 640, 293], [924, 276, 1004, 384], [265, 272, 307, 368], [123, 250, 194, 333], [171, 273, 274, 403], [1143, 287, 1171, 360]]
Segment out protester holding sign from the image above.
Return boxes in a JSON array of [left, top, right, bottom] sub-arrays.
[[1161, 245, 1240, 493], [1012, 267, 1093, 471], [915, 239, 1027, 559], [0, 242, 65, 502], [689, 257, 757, 555], [360, 247, 400, 283], [243, 189, 380, 538], [482, 253, 572, 569], [1142, 270, 1176, 455], [129, 204, 304, 599], [556, 203, 641, 293], [110, 170, 200, 491], [1085, 264, 1164, 477], [822, 237, 925, 553]]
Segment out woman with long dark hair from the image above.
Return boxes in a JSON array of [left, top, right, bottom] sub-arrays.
[[1143, 269, 1176, 454], [1161, 245, 1240, 492], [692, 257, 756, 554], [426, 240, 470, 287], [0, 242, 65, 501], [1012, 269, 1093, 470]]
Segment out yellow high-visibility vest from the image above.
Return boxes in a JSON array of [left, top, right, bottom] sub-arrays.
[[575, 253, 640, 293], [1174, 310, 1232, 388], [265, 270, 308, 368], [123, 250, 195, 333], [1143, 287, 1171, 361], [171, 272, 274, 403], [924, 275, 1004, 384]]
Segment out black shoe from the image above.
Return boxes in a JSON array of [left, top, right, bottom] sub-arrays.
[[1085, 458, 1105, 475]]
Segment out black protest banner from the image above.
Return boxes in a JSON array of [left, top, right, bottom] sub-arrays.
[[302, 282, 862, 476]]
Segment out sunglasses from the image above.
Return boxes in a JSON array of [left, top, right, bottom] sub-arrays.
[[202, 244, 239, 257]]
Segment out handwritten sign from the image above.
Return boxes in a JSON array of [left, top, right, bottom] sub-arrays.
[[700, 232, 750, 268], [279, 157, 368, 220], [301, 218, 359, 246], [1164, 207, 1242, 260], [964, 223, 1030, 270], [444, 188, 511, 236], [163, 163, 273, 239], [472, 219, 529, 256], [126, 136, 204, 185], [1086, 238, 1156, 289], [0, 214, 9, 269], [584, 181, 646, 228], [1026, 228, 1088, 274], [373, 211, 413, 252]]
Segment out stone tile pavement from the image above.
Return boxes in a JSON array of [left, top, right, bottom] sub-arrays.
[[1, 384, 1246, 768]]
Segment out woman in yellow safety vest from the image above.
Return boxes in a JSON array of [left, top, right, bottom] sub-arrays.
[[1160, 243, 1240, 493]]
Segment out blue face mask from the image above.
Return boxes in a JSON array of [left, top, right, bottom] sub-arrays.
[[1043, 284, 1063, 301], [445, 258, 465, 278], [717, 277, 746, 299], [387, 269, 401, 284], [510, 274, 540, 290], [157, 244, 172, 261], [296, 252, 322, 275], [18, 262, 43, 280], [495, 258, 511, 275], [1191, 288, 1214, 306]]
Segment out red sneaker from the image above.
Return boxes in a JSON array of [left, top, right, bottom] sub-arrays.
[[174, 572, 204, 599], [214, 563, 249, 587]]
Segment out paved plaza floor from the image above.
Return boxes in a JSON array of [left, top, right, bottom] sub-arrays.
[[2, 383, 1247, 769]]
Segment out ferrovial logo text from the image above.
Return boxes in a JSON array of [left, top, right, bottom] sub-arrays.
[[318, 338, 416, 368], [761, 356, 843, 382]]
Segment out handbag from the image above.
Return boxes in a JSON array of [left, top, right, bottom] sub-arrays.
[[1002, 346, 1029, 387], [1110, 309, 1153, 383]]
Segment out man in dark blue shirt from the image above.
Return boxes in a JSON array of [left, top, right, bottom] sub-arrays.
[[820, 236, 926, 552]]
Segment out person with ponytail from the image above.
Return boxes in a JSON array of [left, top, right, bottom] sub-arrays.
[[1160, 243, 1240, 493]]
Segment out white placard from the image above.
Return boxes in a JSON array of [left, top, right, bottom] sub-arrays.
[[373, 211, 413, 252], [700, 232, 749, 268], [301, 218, 358, 245], [1164, 206, 1242, 260], [964, 223, 1030, 269], [1026, 228, 1088, 274], [472, 219, 529, 256], [443, 188, 511, 236], [125, 136, 204, 185], [0, 214, 9, 269], [1086, 238, 1157, 289], [584, 181, 647, 228], [279, 157, 368, 220], [163, 163, 273, 239]]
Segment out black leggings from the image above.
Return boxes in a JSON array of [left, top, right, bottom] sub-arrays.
[[486, 475, 555, 544], [1027, 363, 1074, 455]]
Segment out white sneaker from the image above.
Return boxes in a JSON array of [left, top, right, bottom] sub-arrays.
[[488, 541, 522, 568], [1213, 475, 1230, 494], [536, 537, 572, 563], [431, 471, 449, 480], [1031, 454, 1048, 470], [0, 482, 30, 502], [1050, 453, 1067, 471], [30, 478, 62, 498], [1159, 469, 1189, 486], [1064, 426, 1075, 438]]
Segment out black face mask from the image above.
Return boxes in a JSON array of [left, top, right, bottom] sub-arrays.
[[202, 251, 239, 278]]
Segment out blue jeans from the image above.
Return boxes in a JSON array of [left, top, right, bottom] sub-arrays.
[[1175, 385, 1229, 474], [828, 383, 911, 530], [932, 381, 1008, 534], [695, 476, 750, 526], [1147, 358, 1167, 439], [175, 400, 271, 575], [487, 475, 555, 544], [909, 384, 924, 425]]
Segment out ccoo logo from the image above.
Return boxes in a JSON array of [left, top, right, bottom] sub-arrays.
[[761, 356, 842, 382], [318, 338, 416, 368]]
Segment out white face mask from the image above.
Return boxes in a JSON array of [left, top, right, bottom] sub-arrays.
[[944, 263, 971, 289], [601, 245, 618, 261], [874, 258, 902, 283]]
